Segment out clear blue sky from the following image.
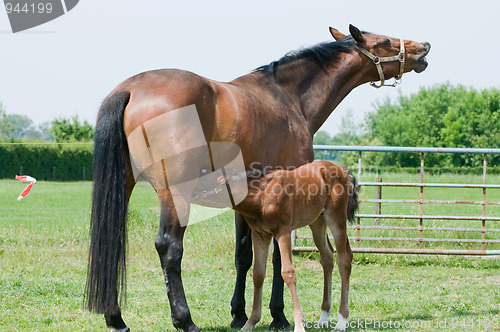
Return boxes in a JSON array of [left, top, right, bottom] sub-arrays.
[[1, 1, 499, 135]]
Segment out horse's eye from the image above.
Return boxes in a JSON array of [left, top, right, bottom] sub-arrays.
[[384, 39, 391, 46]]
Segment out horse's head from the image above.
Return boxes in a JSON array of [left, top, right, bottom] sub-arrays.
[[330, 24, 431, 88]]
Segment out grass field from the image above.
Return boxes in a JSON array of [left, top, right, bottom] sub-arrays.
[[0, 175, 499, 331]]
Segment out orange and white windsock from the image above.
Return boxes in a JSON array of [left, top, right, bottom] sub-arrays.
[[15, 175, 37, 201]]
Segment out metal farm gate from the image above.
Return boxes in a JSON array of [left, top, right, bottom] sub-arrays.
[[291, 146, 500, 256]]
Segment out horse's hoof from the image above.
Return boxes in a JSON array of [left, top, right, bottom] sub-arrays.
[[270, 315, 291, 331], [110, 328, 130, 332], [231, 313, 249, 329], [186, 323, 201, 332]]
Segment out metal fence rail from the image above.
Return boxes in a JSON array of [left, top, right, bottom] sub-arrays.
[[291, 145, 500, 256]]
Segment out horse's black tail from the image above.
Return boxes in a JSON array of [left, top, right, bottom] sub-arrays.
[[86, 91, 131, 314], [343, 167, 360, 224]]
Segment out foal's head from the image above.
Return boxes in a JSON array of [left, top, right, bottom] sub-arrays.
[[330, 24, 431, 84]]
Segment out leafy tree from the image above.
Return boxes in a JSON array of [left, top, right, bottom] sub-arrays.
[[0, 103, 55, 142], [50, 116, 94, 143], [313, 84, 500, 171], [5, 114, 34, 139], [313, 112, 369, 164], [365, 83, 500, 168], [313, 130, 334, 160]]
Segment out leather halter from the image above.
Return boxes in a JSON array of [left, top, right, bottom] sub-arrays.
[[354, 38, 405, 88]]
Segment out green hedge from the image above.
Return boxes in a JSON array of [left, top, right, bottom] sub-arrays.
[[0, 145, 93, 181], [2, 144, 499, 182]]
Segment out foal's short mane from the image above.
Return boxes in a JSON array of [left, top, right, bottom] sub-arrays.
[[254, 37, 356, 76]]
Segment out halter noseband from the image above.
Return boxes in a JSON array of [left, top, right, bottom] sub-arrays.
[[354, 38, 405, 88]]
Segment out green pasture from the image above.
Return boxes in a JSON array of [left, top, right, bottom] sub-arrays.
[[0, 175, 499, 331]]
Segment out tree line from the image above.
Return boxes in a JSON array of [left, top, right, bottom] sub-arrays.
[[314, 83, 500, 171], [0, 103, 94, 143]]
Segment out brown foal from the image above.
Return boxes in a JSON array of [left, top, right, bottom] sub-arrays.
[[235, 161, 359, 332]]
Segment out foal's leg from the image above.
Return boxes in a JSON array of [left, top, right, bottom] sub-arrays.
[[324, 202, 353, 332], [231, 213, 253, 328], [242, 230, 272, 331], [231, 215, 289, 330], [155, 190, 200, 332], [309, 215, 335, 328], [275, 230, 305, 332]]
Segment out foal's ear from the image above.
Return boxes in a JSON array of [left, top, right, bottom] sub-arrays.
[[349, 24, 365, 44], [329, 27, 346, 41]]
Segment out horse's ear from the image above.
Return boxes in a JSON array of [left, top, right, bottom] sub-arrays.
[[329, 27, 346, 41], [349, 24, 365, 44]]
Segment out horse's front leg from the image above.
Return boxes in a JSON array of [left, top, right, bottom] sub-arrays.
[[155, 190, 200, 332], [269, 238, 290, 330], [230, 212, 253, 328]]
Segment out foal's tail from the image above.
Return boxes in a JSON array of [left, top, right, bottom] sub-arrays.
[[343, 167, 359, 223], [86, 91, 131, 314]]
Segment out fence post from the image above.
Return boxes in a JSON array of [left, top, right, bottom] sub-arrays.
[[482, 154, 487, 251], [419, 153, 425, 249], [83, 166, 86, 181], [53, 166, 56, 180], [19, 166, 23, 175], [356, 151, 362, 248], [374, 174, 382, 225]]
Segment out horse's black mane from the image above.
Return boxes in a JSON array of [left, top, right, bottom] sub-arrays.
[[254, 37, 356, 76]]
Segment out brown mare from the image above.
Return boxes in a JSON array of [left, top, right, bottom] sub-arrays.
[[237, 161, 359, 332], [86, 25, 430, 332]]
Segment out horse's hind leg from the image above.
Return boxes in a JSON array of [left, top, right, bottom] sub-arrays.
[[324, 201, 353, 332], [242, 230, 272, 331], [155, 189, 200, 332], [230, 213, 252, 328], [309, 215, 334, 328]]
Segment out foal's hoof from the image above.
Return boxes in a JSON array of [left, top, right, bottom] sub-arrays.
[[334, 313, 348, 331], [241, 322, 254, 331], [270, 315, 291, 331], [231, 313, 249, 329]]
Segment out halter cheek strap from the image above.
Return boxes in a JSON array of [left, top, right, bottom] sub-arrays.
[[354, 38, 406, 88]]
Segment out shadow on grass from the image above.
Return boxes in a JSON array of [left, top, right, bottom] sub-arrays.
[[450, 309, 500, 317]]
